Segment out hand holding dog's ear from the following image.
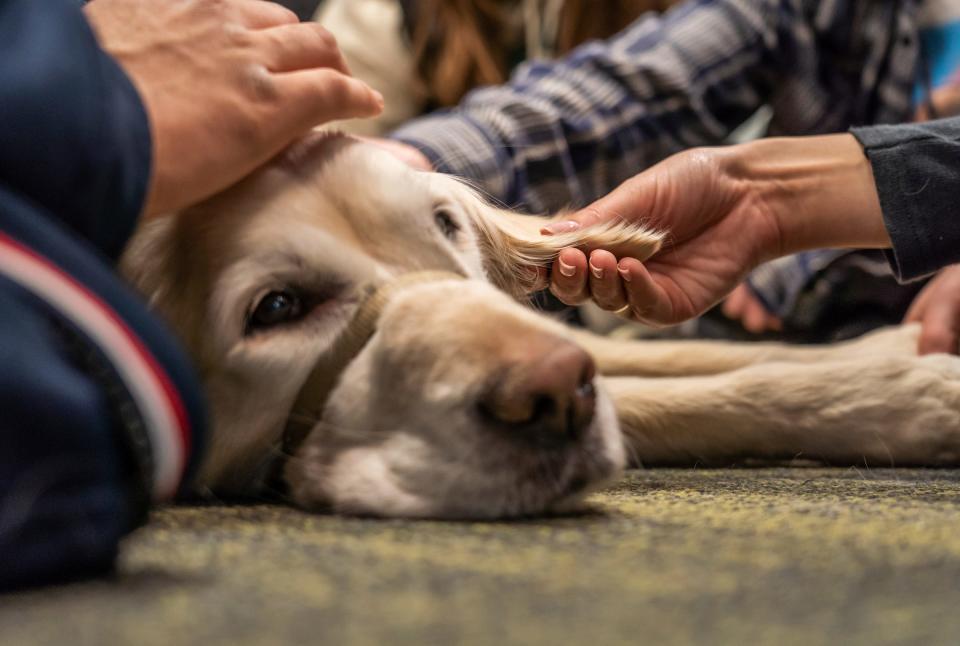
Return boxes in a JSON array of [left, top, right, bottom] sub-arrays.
[[542, 146, 780, 326], [85, 0, 383, 217], [543, 134, 889, 327]]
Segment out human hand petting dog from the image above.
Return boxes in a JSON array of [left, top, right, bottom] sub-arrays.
[[543, 134, 891, 326], [84, 0, 384, 217]]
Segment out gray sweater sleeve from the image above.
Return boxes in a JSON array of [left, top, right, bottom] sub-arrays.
[[851, 118, 960, 282]]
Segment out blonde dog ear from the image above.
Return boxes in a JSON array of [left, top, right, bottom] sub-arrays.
[[470, 207, 663, 297], [120, 214, 208, 356], [120, 215, 179, 306]]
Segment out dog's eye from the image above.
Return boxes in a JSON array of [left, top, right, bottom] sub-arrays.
[[434, 209, 461, 240], [248, 290, 303, 332]]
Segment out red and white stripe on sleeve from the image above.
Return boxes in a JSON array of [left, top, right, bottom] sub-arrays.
[[0, 232, 190, 500]]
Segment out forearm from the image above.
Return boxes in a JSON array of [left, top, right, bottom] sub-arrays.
[[726, 134, 890, 259], [733, 122, 960, 282]]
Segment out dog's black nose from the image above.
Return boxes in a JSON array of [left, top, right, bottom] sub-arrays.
[[478, 343, 596, 448]]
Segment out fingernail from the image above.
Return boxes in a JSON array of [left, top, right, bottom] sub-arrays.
[[590, 263, 604, 279], [558, 258, 576, 277], [372, 90, 384, 107], [618, 266, 632, 282], [541, 220, 581, 235]]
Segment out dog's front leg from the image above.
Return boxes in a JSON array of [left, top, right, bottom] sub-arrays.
[[605, 352, 960, 467], [574, 324, 921, 378]]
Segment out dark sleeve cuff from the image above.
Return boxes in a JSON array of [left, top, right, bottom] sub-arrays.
[[851, 119, 960, 282]]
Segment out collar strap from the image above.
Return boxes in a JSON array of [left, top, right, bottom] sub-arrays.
[[281, 270, 465, 455]]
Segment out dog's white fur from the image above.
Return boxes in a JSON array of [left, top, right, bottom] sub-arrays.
[[122, 133, 960, 518]]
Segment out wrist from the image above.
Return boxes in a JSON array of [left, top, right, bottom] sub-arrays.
[[725, 134, 890, 258]]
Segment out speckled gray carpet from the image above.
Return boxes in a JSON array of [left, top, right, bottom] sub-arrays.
[[4, 468, 960, 645]]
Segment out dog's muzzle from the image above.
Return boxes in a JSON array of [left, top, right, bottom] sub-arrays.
[[261, 271, 464, 495]]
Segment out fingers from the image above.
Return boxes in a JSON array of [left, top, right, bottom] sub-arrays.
[[722, 284, 748, 320], [541, 219, 584, 235], [256, 23, 351, 74], [917, 306, 960, 355], [741, 298, 782, 333], [275, 68, 383, 130], [541, 209, 602, 235], [904, 266, 960, 354], [550, 248, 682, 324], [543, 169, 661, 236], [235, 0, 300, 29], [549, 248, 589, 305], [618, 258, 678, 326], [917, 298, 960, 355], [587, 250, 628, 311], [904, 286, 932, 323], [722, 283, 781, 332], [357, 137, 435, 171]]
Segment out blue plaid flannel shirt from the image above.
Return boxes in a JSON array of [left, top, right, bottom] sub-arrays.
[[392, 0, 924, 317]]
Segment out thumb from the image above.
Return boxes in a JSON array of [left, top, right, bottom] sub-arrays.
[[539, 206, 603, 235], [541, 171, 655, 235]]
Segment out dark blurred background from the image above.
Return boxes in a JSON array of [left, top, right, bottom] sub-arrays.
[[274, 0, 323, 20]]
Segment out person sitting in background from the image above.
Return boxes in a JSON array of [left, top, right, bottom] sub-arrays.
[[316, 0, 672, 135], [372, 0, 960, 349]]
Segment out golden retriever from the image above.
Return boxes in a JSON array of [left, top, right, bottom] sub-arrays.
[[122, 133, 960, 518]]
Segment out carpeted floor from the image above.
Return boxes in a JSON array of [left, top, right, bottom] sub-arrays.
[[4, 468, 960, 645]]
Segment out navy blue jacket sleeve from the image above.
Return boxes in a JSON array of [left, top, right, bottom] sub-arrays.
[[0, 0, 206, 590], [851, 118, 960, 282], [0, 0, 152, 260]]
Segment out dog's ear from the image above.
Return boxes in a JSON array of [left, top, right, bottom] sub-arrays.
[[121, 214, 211, 357], [120, 215, 179, 305], [469, 206, 664, 297]]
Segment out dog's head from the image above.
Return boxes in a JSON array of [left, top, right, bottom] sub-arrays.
[[123, 133, 661, 518]]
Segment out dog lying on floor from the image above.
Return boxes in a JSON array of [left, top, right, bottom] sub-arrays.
[[121, 132, 960, 518]]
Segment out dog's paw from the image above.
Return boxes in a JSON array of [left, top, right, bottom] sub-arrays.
[[839, 323, 921, 359], [865, 353, 960, 464]]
